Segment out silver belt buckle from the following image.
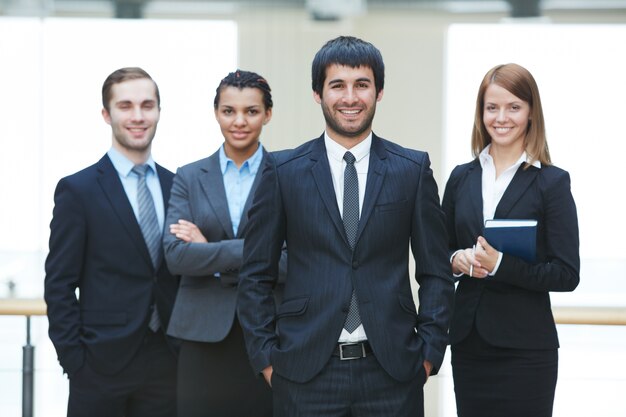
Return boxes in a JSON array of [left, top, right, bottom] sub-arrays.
[[338, 342, 366, 360]]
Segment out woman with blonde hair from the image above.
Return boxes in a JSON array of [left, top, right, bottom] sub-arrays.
[[442, 63, 579, 417]]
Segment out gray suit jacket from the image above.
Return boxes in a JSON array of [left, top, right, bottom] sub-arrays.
[[163, 147, 285, 342]]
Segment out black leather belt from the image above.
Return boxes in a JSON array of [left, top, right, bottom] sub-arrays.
[[333, 341, 372, 360]]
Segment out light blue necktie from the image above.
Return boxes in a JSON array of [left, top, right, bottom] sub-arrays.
[[342, 152, 362, 333], [132, 165, 161, 331]]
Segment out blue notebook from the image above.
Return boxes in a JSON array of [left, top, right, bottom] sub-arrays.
[[483, 219, 537, 263]]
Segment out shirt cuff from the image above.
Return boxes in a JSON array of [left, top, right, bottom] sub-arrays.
[[450, 249, 464, 278], [489, 251, 503, 276]]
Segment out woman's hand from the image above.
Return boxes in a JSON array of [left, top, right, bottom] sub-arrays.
[[474, 236, 499, 276], [452, 244, 489, 279], [169, 219, 208, 243]]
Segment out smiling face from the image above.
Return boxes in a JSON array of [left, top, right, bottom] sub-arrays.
[[215, 86, 272, 164], [314, 64, 383, 148], [102, 78, 160, 162], [482, 83, 530, 153]]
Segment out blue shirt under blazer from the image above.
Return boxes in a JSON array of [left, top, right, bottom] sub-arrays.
[[44, 154, 178, 377], [442, 159, 580, 349], [237, 134, 455, 384]]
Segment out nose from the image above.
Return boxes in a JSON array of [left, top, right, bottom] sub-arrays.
[[233, 112, 247, 126], [341, 86, 358, 105], [130, 106, 144, 122], [496, 108, 507, 123]]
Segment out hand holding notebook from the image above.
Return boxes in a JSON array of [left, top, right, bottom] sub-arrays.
[[483, 219, 538, 263]]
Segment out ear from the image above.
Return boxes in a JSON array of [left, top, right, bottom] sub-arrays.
[[313, 90, 322, 104], [101, 108, 112, 125], [376, 89, 384, 102], [263, 108, 273, 125]]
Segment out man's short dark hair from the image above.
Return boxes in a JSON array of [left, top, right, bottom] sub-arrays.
[[102, 67, 160, 112], [311, 36, 385, 97]]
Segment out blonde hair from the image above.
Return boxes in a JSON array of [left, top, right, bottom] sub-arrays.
[[471, 63, 551, 166]]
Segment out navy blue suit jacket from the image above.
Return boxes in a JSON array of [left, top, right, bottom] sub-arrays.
[[442, 159, 579, 349], [44, 154, 179, 376], [237, 134, 454, 383]]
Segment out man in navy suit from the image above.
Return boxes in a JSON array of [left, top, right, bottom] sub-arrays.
[[44, 67, 178, 417], [237, 36, 455, 416]]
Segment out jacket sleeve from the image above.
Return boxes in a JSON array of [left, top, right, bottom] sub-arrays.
[[163, 167, 243, 277], [44, 178, 86, 376], [237, 157, 284, 373], [410, 153, 456, 375]]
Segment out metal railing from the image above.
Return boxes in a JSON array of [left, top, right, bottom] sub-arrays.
[[1, 299, 625, 417], [0, 299, 46, 417]]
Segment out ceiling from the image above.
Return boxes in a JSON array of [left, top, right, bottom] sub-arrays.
[[2, 0, 626, 19]]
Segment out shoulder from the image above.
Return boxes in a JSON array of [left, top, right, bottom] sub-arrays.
[[57, 158, 105, 189], [536, 164, 572, 191], [442, 159, 478, 195], [175, 155, 214, 175], [449, 160, 478, 179], [374, 135, 428, 166], [269, 137, 318, 167], [538, 163, 569, 179]]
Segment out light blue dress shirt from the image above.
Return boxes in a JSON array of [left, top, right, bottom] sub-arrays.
[[219, 143, 263, 236], [107, 147, 165, 231]]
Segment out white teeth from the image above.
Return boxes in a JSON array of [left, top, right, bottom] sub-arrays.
[[341, 110, 359, 114], [495, 127, 511, 133]]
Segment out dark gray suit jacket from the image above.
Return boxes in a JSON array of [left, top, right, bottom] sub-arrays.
[[164, 147, 285, 342]]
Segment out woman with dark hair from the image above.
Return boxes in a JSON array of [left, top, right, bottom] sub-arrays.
[[163, 69, 284, 417], [442, 63, 579, 417]]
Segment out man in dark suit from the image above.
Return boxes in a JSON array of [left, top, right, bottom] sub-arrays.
[[44, 67, 178, 417], [237, 36, 455, 416]]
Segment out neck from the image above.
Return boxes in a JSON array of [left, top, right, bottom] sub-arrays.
[[112, 141, 150, 166], [327, 129, 370, 150], [224, 143, 259, 168], [489, 143, 525, 177]]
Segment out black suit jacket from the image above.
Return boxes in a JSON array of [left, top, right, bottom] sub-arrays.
[[237, 134, 454, 383], [44, 154, 178, 376], [442, 159, 579, 349]]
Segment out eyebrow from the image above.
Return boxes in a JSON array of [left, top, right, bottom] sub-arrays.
[[115, 99, 157, 106], [327, 77, 372, 85]]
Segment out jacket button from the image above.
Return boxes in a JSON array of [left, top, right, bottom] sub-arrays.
[[352, 261, 359, 269]]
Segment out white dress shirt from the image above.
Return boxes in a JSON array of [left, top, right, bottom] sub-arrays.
[[107, 147, 165, 231], [324, 132, 372, 343], [479, 145, 541, 275]]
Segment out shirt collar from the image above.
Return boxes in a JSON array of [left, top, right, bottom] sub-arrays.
[[219, 142, 264, 175], [324, 131, 372, 164], [478, 144, 541, 170], [107, 147, 156, 178]]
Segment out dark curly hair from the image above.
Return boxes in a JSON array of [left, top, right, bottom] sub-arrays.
[[214, 69, 273, 110]]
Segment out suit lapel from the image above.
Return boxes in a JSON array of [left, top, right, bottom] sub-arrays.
[[156, 163, 172, 211], [199, 151, 235, 239], [309, 137, 348, 247], [237, 149, 268, 238], [494, 164, 539, 218], [466, 160, 485, 226], [96, 155, 153, 268], [356, 135, 386, 245]]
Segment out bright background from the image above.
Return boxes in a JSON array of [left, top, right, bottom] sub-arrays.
[[1, 14, 625, 417], [0, 17, 237, 416]]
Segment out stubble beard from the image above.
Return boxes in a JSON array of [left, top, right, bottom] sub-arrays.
[[321, 101, 376, 140]]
